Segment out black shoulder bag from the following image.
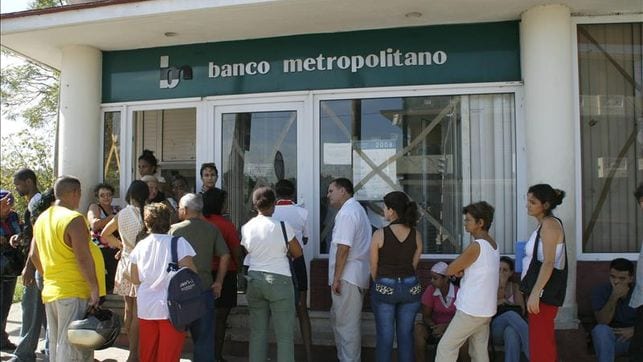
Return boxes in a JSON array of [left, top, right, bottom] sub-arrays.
[[519, 216, 567, 306]]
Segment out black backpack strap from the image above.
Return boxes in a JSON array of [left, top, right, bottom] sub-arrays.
[[167, 236, 179, 272]]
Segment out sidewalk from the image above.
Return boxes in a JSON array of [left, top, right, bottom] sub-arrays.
[[0, 302, 249, 362]]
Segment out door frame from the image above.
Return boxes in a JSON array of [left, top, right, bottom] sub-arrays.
[[203, 94, 314, 269]]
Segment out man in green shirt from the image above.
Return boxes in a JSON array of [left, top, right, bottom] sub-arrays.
[[169, 193, 230, 362]]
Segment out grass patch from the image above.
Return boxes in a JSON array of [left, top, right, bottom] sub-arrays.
[[12, 277, 24, 303]]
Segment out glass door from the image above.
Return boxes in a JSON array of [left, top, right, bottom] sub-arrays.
[[213, 102, 307, 233]]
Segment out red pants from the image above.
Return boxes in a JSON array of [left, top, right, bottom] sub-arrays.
[[528, 302, 559, 362], [138, 319, 186, 362]]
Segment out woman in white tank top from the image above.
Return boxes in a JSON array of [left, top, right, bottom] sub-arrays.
[[521, 184, 566, 362], [436, 201, 499, 362]]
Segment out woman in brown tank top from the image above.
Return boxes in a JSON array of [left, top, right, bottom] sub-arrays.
[[370, 191, 423, 362]]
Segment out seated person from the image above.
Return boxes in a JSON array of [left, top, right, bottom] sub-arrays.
[[491, 256, 529, 361], [591, 258, 636, 362], [415, 262, 461, 361]]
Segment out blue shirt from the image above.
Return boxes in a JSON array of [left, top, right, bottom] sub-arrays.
[[591, 283, 636, 328]]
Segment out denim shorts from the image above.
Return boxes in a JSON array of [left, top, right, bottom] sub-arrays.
[[371, 276, 422, 305]]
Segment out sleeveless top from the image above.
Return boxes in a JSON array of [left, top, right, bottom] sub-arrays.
[[521, 218, 565, 280], [34, 205, 107, 303], [376, 226, 417, 278], [456, 239, 500, 317]]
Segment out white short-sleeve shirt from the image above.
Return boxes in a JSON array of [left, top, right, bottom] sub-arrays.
[[130, 233, 196, 320], [273, 202, 309, 245], [241, 215, 295, 277], [328, 197, 372, 289]]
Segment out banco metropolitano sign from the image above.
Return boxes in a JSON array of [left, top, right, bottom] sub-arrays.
[[103, 21, 519, 103]]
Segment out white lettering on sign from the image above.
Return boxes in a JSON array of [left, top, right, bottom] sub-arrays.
[[209, 61, 271, 78], [282, 48, 448, 73], [206, 48, 448, 80]]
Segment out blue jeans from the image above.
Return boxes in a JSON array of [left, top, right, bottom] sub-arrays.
[[592, 324, 631, 362], [491, 310, 529, 362], [188, 290, 216, 362], [13, 273, 46, 361], [371, 276, 422, 362]]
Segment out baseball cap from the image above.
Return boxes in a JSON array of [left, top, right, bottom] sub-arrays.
[[430, 261, 448, 276], [0, 189, 14, 205]]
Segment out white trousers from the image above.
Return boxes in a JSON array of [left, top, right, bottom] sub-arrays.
[[330, 280, 365, 362], [45, 298, 93, 362], [436, 309, 491, 362]]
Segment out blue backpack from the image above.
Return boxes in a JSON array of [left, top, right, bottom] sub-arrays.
[[166, 237, 206, 330]]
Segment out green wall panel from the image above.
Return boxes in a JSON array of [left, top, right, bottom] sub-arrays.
[[102, 21, 520, 103]]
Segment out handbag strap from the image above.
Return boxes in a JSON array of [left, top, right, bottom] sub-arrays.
[[279, 221, 289, 248], [534, 216, 568, 271]]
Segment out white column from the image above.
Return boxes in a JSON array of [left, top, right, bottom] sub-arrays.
[[58, 45, 102, 210], [521, 4, 578, 329]]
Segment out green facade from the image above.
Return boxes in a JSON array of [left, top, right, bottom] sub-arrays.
[[102, 21, 520, 103]]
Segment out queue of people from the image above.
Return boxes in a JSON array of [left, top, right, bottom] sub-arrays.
[[1, 157, 640, 362]]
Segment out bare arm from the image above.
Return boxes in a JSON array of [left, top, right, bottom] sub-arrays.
[[421, 303, 434, 327], [370, 229, 384, 281], [28, 236, 43, 275], [130, 263, 140, 285], [68, 216, 99, 307], [212, 253, 230, 298], [100, 214, 121, 249], [21, 238, 37, 286], [595, 283, 630, 324], [87, 204, 114, 232], [526, 217, 563, 314], [178, 255, 197, 273], [288, 237, 303, 258], [332, 244, 350, 295], [446, 242, 480, 276]]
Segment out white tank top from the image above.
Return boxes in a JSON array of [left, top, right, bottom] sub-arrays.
[[521, 219, 565, 280], [456, 239, 500, 317]]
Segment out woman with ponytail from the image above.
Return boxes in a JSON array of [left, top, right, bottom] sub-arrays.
[[370, 191, 423, 362], [521, 184, 566, 362], [101, 180, 149, 362]]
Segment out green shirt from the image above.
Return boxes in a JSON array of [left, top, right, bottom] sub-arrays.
[[169, 218, 229, 290]]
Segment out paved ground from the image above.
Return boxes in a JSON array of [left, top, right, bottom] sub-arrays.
[[0, 302, 249, 362]]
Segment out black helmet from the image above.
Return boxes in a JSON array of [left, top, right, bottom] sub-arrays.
[[67, 308, 121, 350]]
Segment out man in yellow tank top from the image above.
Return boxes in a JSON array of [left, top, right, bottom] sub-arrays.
[[29, 176, 106, 362]]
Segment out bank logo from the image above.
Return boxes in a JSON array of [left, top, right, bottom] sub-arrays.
[[160, 55, 193, 89]]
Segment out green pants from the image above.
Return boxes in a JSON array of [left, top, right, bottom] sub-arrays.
[[246, 270, 295, 362]]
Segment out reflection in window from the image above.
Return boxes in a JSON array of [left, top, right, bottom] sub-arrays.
[[103, 111, 121, 197], [578, 23, 642, 253], [133, 108, 197, 193], [320, 94, 516, 254], [222, 111, 297, 229]]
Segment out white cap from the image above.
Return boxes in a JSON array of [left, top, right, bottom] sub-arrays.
[[430, 261, 448, 276]]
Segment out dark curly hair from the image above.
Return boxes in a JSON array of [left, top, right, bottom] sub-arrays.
[[528, 184, 565, 215]]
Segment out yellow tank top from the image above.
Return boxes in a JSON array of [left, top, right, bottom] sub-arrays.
[[34, 205, 106, 303]]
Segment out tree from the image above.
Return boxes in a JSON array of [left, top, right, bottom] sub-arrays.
[[0, 0, 67, 214]]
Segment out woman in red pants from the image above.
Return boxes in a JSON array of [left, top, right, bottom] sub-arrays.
[[521, 184, 566, 362]]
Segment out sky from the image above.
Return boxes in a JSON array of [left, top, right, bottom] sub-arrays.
[[1, 0, 31, 13], [1, 0, 36, 137]]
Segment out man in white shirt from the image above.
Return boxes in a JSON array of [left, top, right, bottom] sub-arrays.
[[272, 179, 312, 362], [326, 178, 372, 362]]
